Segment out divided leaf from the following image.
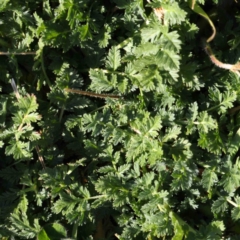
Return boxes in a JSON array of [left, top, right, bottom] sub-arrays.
[[201, 169, 218, 192], [209, 87, 237, 114], [162, 2, 187, 25], [106, 46, 121, 70], [159, 31, 181, 52], [162, 126, 181, 142], [156, 49, 180, 70], [89, 69, 115, 92], [196, 111, 217, 133]]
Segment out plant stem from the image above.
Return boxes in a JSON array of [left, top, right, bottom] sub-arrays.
[[71, 222, 78, 239], [0, 51, 36, 55], [65, 88, 121, 99], [40, 50, 51, 88], [227, 198, 238, 208], [88, 194, 108, 200]]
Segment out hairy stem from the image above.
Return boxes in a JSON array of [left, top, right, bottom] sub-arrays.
[[204, 44, 240, 71], [65, 88, 121, 99]]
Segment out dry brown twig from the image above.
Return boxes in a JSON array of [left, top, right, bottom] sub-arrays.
[[65, 88, 121, 99]]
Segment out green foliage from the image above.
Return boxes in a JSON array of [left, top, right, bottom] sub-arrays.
[[1, 0, 240, 239], [7, 195, 41, 238]]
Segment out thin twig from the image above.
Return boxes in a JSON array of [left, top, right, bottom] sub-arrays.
[[35, 145, 46, 169], [0, 51, 36, 55], [40, 50, 52, 88], [65, 88, 121, 99], [59, 106, 65, 123]]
